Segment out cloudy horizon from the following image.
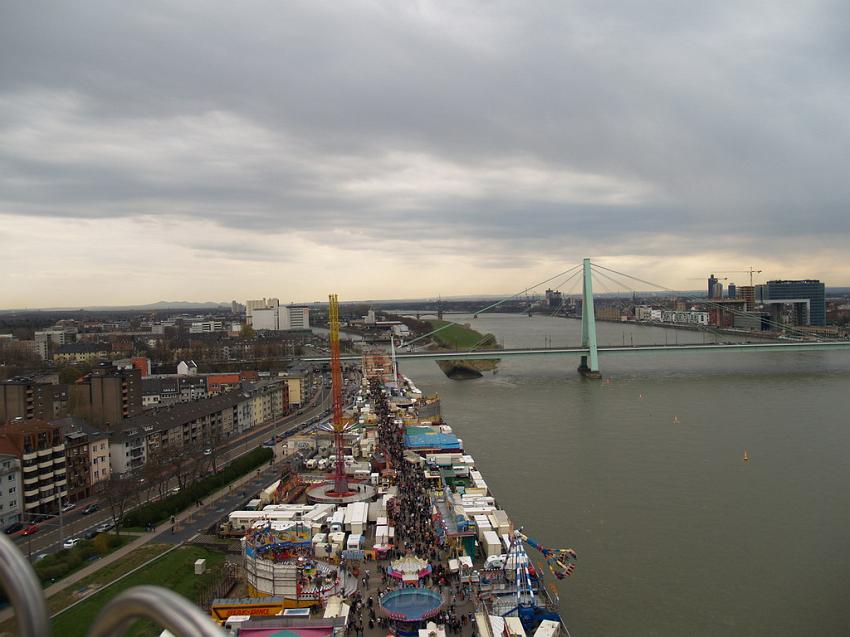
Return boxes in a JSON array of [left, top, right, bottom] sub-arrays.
[[2, 1, 849, 309]]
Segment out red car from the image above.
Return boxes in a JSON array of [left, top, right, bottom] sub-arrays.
[[18, 524, 40, 536]]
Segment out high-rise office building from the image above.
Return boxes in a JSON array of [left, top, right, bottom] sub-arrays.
[[708, 274, 718, 299], [727, 283, 737, 299], [757, 280, 826, 326]]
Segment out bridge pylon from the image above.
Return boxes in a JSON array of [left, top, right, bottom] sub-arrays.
[[578, 257, 601, 378]]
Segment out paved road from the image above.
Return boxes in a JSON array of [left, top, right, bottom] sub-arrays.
[[166, 464, 285, 545], [11, 387, 333, 559]]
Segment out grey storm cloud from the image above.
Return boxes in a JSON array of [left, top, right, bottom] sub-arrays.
[[2, 0, 850, 262]]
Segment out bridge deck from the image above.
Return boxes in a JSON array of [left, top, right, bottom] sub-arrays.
[[304, 340, 850, 362]]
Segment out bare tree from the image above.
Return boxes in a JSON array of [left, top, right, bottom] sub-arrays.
[[206, 430, 225, 474], [185, 445, 209, 486], [169, 442, 208, 490], [102, 473, 139, 534], [144, 447, 174, 501]]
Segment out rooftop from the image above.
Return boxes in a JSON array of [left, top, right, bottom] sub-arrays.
[[119, 391, 246, 433], [56, 342, 111, 354]]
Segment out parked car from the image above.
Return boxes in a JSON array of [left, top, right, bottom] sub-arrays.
[[83, 529, 98, 540], [19, 524, 40, 536], [3, 522, 23, 535], [61, 502, 76, 513], [62, 538, 81, 550], [81, 503, 99, 515], [95, 521, 114, 533]]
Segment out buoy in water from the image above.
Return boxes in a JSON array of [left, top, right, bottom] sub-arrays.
[[639, 393, 645, 400], [743, 450, 749, 463]]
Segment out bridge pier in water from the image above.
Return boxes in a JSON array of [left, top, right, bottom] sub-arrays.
[[578, 257, 602, 379]]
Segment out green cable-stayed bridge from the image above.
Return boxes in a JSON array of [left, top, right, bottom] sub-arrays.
[[304, 259, 850, 377]]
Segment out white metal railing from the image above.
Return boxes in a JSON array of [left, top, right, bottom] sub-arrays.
[[0, 533, 226, 637]]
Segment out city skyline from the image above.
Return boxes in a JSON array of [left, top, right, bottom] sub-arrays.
[[3, 2, 850, 307]]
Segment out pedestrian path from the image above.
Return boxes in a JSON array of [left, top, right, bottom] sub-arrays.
[[0, 455, 285, 625]]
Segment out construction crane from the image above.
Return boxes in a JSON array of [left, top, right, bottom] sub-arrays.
[[710, 268, 763, 286]]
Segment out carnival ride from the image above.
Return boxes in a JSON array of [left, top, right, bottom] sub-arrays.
[[495, 529, 578, 632], [380, 555, 444, 632], [243, 521, 343, 603], [515, 529, 577, 580], [306, 294, 375, 504], [328, 293, 351, 496], [386, 554, 433, 585], [380, 588, 444, 624], [245, 521, 311, 559], [273, 459, 307, 503]]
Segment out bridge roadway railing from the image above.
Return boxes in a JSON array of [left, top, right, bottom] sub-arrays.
[[304, 340, 850, 362], [0, 532, 225, 637]]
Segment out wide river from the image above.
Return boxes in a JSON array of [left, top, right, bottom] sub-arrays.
[[392, 312, 850, 636]]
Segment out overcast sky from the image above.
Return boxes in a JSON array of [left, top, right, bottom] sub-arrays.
[[2, 1, 849, 308]]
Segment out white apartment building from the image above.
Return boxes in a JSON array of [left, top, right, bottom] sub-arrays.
[[110, 427, 146, 475], [246, 298, 280, 327], [189, 320, 225, 334], [252, 307, 280, 331], [0, 455, 22, 529], [282, 306, 310, 330], [89, 434, 111, 487], [282, 374, 306, 407], [34, 328, 77, 346]]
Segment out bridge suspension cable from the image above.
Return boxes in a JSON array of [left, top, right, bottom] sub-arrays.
[[592, 266, 731, 341], [548, 269, 584, 317], [591, 261, 815, 339], [401, 262, 583, 351]]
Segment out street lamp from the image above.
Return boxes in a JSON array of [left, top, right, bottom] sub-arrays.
[[57, 490, 65, 546]]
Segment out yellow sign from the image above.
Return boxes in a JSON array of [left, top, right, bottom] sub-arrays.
[[211, 599, 288, 621]]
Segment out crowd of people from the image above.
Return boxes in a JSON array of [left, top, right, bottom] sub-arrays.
[[372, 380, 442, 560], [363, 379, 476, 636]]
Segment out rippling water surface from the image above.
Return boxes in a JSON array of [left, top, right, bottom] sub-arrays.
[[395, 313, 850, 636]]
